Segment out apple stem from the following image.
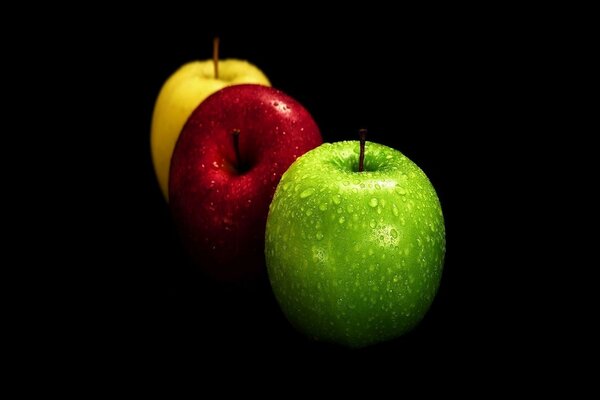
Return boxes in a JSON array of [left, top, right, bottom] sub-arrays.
[[232, 129, 242, 170], [213, 37, 220, 79], [359, 129, 367, 172]]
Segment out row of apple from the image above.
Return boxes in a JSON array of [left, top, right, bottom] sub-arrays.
[[149, 50, 445, 348]]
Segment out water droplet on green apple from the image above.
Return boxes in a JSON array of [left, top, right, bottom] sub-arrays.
[[347, 204, 354, 213], [319, 203, 328, 211], [339, 216, 346, 224], [369, 220, 376, 228], [390, 229, 398, 238], [343, 181, 350, 186], [300, 188, 315, 198], [306, 209, 313, 216], [369, 198, 378, 207], [333, 195, 341, 204], [396, 187, 407, 195], [282, 182, 291, 191], [392, 204, 399, 216], [375, 183, 381, 190], [316, 232, 324, 240]]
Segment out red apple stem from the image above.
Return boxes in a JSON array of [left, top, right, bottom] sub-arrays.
[[359, 129, 367, 172], [232, 129, 242, 170], [213, 37, 220, 79]]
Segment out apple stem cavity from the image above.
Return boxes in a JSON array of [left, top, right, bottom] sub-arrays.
[[213, 37, 220, 79], [358, 129, 367, 172], [232, 129, 244, 172]]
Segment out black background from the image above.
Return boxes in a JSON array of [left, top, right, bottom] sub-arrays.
[[72, 12, 562, 377]]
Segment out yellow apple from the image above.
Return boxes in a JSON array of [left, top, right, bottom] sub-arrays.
[[151, 59, 270, 199]]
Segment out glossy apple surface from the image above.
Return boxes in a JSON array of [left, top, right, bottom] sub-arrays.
[[265, 141, 445, 347], [152, 60, 270, 199], [169, 84, 322, 280]]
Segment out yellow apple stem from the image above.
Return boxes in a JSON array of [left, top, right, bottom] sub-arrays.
[[359, 129, 367, 172], [213, 37, 220, 79], [232, 129, 242, 170]]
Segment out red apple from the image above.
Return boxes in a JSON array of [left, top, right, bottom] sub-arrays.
[[169, 84, 322, 280]]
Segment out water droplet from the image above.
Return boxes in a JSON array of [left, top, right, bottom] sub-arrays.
[[300, 188, 315, 198], [430, 224, 437, 232], [333, 195, 341, 204], [369, 198, 378, 207], [337, 207, 343, 214], [306, 209, 313, 216], [375, 183, 381, 190], [212, 161, 219, 169], [339, 216, 346, 224], [369, 220, 376, 228], [393, 275, 399, 282], [319, 203, 328, 211], [316, 232, 324, 240], [392, 204, 399, 216], [347, 204, 354, 213], [396, 187, 407, 195], [390, 229, 398, 238], [343, 181, 350, 186]]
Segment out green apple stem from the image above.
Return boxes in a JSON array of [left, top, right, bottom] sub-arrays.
[[232, 129, 243, 170], [213, 37, 220, 79], [359, 129, 367, 172]]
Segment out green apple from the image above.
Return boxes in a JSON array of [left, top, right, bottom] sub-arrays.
[[265, 140, 445, 347], [151, 59, 270, 199]]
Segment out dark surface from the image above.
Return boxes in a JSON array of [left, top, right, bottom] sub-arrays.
[[83, 17, 550, 374]]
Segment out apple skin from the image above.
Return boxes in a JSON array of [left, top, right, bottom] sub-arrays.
[[169, 84, 322, 280], [265, 141, 445, 347], [152, 60, 271, 200]]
